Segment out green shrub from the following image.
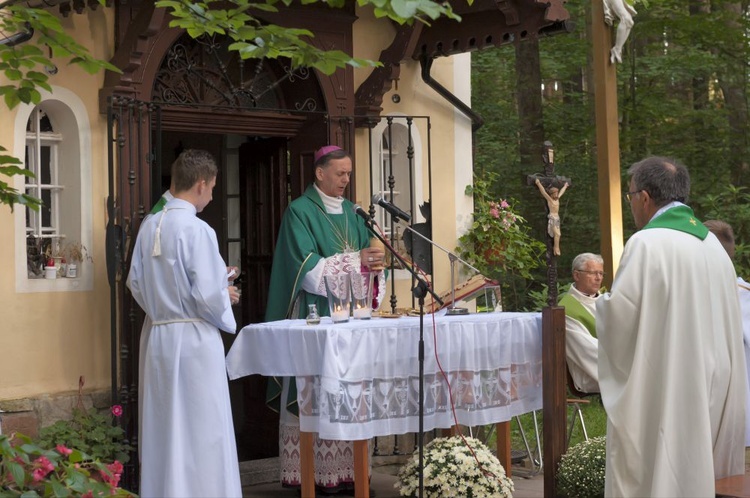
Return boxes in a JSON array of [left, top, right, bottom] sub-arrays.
[[557, 436, 606, 498], [0, 433, 135, 497], [36, 406, 131, 464]]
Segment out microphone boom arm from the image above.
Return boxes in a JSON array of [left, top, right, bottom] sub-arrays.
[[397, 220, 481, 274], [396, 219, 484, 314], [354, 209, 443, 307]]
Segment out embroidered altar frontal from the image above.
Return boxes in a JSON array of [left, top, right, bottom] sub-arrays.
[[226, 311, 543, 440]]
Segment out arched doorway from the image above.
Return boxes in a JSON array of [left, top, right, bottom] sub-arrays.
[[104, 10, 357, 473]]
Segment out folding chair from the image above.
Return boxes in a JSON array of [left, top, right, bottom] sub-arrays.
[[511, 410, 543, 477], [566, 366, 594, 448]]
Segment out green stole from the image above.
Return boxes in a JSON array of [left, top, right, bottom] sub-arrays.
[[150, 195, 168, 214], [642, 205, 708, 240], [265, 185, 372, 416], [559, 291, 597, 338]]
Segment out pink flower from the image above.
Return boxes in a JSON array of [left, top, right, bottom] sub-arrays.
[[500, 200, 510, 209], [82, 492, 94, 498], [111, 405, 123, 417], [108, 461, 124, 475], [100, 461, 123, 487], [56, 444, 73, 456], [34, 456, 54, 473], [32, 468, 47, 482], [489, 207, 500, 219]]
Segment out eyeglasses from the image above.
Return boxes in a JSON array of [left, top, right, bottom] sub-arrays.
[[624, 190, 643, 202], [576, 270, 605, 277]]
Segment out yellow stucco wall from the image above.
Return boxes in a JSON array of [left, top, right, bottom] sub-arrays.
[[0, 7, 115, 401]]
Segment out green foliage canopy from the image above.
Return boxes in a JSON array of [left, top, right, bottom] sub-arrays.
[[156, 0, 467, 75], [0, 1, 120, 212]]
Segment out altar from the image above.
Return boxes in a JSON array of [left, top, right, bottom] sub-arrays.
[[226, 310, 543, 497]]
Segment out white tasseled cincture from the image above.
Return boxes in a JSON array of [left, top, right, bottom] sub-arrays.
[[152, 209, 168, 257], [152, 318, 205, 325]]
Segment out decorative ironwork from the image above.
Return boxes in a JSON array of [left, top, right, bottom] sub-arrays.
[[152, 33, 317, 111]]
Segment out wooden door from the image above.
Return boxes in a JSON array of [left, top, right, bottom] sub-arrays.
[[233, 137, 288, 460]]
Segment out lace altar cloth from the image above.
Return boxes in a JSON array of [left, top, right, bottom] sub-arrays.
[[226, 310, 542, 440]]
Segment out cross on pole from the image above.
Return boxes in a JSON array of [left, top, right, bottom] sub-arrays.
[[526, 141, 571, 306], [525, 140, 570, 498]]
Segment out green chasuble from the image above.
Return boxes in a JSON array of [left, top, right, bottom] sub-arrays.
[[559, 292, 597, 338], [265, 184, 373, 415], [642, 205, 708, 240]]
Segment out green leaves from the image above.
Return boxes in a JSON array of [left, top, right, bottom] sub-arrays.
[[155, 0, 465, 73], [0, 4, 125, 212], [0, 433, 134, 497]]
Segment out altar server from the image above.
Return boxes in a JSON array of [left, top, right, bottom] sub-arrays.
[[127, 149, 241, 497]]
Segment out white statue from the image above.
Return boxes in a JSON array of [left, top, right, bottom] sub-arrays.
[[603, 0, 637, 64]]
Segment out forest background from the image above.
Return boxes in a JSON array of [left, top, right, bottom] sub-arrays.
[[473, 0, 750, 310]]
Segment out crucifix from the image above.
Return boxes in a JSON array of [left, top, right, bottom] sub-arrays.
[[526, 141, 572, 306], [526, 140, 571, 498]]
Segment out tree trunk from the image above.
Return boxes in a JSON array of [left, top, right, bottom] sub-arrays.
[[516, 38, 546, 170], [717, 1, 750, 185]]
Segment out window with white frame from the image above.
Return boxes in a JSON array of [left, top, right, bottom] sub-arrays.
[[21, 101, 84, 281], [25, 108, 64, 262], [372, 118, 427, 276], [377, 123, 414, 239]]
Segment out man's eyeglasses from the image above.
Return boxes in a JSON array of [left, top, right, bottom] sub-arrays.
[[624, 190, 643, 202], [576, 270, 605, 277]]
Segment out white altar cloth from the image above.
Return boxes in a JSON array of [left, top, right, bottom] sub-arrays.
[[226, 311, 543, 441]]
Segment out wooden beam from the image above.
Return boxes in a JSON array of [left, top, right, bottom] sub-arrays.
[[496, 421, 512, 478], [300, 432, 315, 498], [592, 0, 624, 286], [542, 306, 567, 498]]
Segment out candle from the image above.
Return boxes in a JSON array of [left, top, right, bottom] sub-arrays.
[[353, 305, 372, 319], [331, 308, 350, 323]]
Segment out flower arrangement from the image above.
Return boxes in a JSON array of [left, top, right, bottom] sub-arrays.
[[36, 405, 132, 464], [395, 436, 514, 498], [456, 173, 545, 282], [0, 433, 135, 497], [62, 240, 92, 263], [557, 436, 606, 498]]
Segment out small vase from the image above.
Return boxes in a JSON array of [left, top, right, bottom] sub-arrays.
[[66, 263, 78, 278]]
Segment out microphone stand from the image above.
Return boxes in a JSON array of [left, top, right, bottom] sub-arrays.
[[396, 219, 482, 315], [360, 216, 442, 498]]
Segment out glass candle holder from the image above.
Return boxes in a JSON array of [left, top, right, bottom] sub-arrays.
[[324, 274, 351, 323], [350, 272, 374, 319]]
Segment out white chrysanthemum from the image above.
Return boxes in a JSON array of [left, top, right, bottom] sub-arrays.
[[395, 436, 514, 498], [557, 436, 606, 498]]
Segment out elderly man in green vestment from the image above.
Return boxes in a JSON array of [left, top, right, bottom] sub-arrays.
[[558, 252, 604, 394], [265, 145, 387, 494]]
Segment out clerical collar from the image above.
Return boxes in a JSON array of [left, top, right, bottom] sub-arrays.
[[571, 283, 599, 299], [313, 184, 344, 214]]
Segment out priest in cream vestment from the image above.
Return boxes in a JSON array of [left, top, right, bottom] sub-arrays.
[[597, 157, 746, 497]]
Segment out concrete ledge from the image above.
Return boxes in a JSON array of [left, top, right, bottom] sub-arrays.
[[239, 457, 280, 486]]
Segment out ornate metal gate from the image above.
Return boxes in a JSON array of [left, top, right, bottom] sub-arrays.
[[106, 96, 162, 489]]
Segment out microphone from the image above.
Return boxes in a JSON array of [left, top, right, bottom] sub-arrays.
[[372, 194, 411, 223], [353, 204, 371, 222]]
